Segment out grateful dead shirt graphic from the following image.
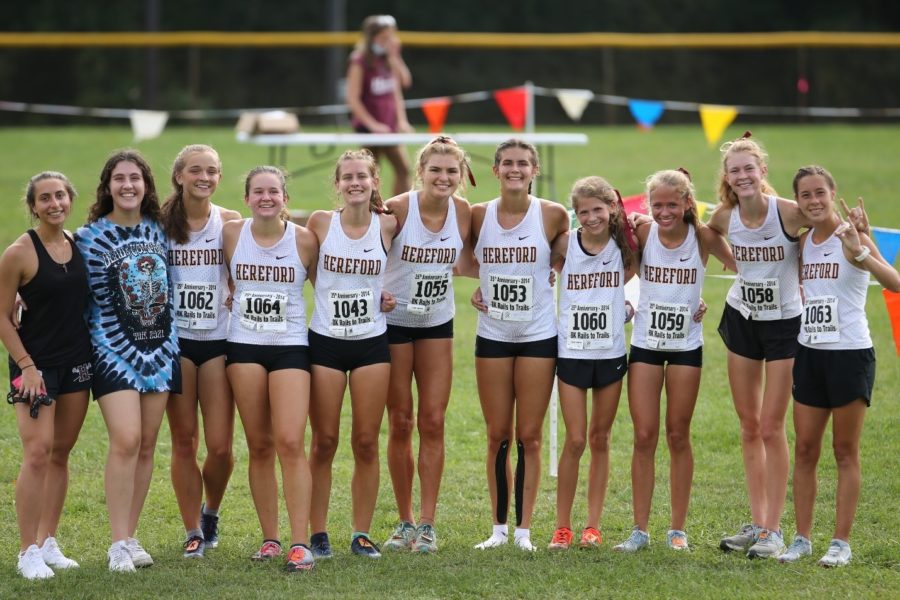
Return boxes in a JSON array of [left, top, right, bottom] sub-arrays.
[[76, 218, 180, 393]]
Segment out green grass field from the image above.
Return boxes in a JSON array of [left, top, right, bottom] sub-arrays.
[[0, 124, 898, 599]]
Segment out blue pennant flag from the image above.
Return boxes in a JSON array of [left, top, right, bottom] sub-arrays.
[[872, 227, 900, 266], [628, 99, 665, 128]]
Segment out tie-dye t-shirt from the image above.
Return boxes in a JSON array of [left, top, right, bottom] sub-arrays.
[[75, 217, 180, 394]]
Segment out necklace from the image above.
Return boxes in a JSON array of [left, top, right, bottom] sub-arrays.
[[42, 238, 70, 273]]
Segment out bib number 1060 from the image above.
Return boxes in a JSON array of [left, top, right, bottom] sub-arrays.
[[571, 311, 607, 331]]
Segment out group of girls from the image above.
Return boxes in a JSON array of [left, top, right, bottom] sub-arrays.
[[3, 134, 896, 580]]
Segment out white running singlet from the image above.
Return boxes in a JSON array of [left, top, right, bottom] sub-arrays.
[[631, 223, 704, 351], [474, 196, 556, 342], [384, 191, 463, 328], [309, 211, 388, 340], [557, 230, 627, 359], [799, 231, 871, 350], [228, 219, 308, 346], [726, 196, 801, 321], [168, 205, 230, 340]]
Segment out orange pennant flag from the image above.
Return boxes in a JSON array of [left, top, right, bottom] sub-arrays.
[[882, 289, 900, 356], [421, 97, 451, 134], [493, 87, 528, 130]]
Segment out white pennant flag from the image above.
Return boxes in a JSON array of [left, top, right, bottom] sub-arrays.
[[556, 89, 594, 122], [130, 110, 169, 142]]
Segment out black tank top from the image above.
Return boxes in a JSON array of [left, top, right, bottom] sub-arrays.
[[17, 229, 92, 368]]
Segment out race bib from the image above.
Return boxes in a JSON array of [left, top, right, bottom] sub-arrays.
[[487, 274, 533, 321], [739, 278, 782, 320], [802, 295, 840, 344], [329, 288, 375, 337], [240, 290, 287, 332], [566, 303, 613, 350], [175, 281, 219, 330], [408, 271, 450, 315], [644, 301, 690, 349]]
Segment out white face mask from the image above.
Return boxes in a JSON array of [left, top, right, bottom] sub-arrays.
[[370, 42, 387, 56]]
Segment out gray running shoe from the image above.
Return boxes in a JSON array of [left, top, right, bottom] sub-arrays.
[[613, 526, 650, 552], [412, 523, 438, 553], [720, 523, 760, 552], [126, 537, 154, 567], [383, 521, 417, 551], [778, 534, 812, 563], [817, 539, 852, 567], [747, 529, 785, 559]]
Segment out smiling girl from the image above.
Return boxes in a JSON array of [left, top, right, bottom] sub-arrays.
[[0, 172, 92, 579], [162, 144, 241, 558], [307, 149, 397, 559], [778, 166, 900, 567], [223, 165, 318, 573], [546, 176, 635, 551], [381, 137, 473, 553], [470, 139, 569, 552], [614, 169, 733, 553], [75, 150, 180, 572]]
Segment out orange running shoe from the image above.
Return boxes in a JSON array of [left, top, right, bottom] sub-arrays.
[[579, 527, 603, 548], [548, 527, 574, 550]]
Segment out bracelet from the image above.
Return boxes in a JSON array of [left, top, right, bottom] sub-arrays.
[[15, 354, 31, 366], [854, 246, 871, 262], [19, 363, 36, 370]]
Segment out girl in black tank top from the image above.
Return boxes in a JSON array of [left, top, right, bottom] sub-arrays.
[[0, 172, 91, 579]]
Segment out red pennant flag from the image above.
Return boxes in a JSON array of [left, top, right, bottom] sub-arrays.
[[421, 97, 451, 134], [882, 289, 900, 356], [493, 87, 528, 130], [621, 193, 647, 215]]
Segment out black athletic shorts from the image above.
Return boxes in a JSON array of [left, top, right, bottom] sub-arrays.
[[792, 345, 875, 409], [309, 330, 391, 372], [628, 345, 703, 368], [8, 358, 93, 401], [475, 335, 558, 359], [179, 338, 227, 367], [557, 355, 628, 389], [387, 319, 453, 344], [717, 303, 800, 361], [225, 342, 311, 373]]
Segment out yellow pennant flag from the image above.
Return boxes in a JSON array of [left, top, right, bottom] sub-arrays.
[[695, 200, 712, 221], [699, 104, 738, 147]]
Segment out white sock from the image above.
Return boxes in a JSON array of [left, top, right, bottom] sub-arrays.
[[493, 524, 508, 539], [514, 528, 530, 541]]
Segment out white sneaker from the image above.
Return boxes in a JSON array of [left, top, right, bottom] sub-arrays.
[[817, 539, 852, 567], [17, 545, 54, 580], [41, 537, 79, 569], [474, 533, 508, 549], [514, 536, 537, 552], [107, 541, 135, 573], [126, 537, 154, 568], [778, 534, 812, 564]]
